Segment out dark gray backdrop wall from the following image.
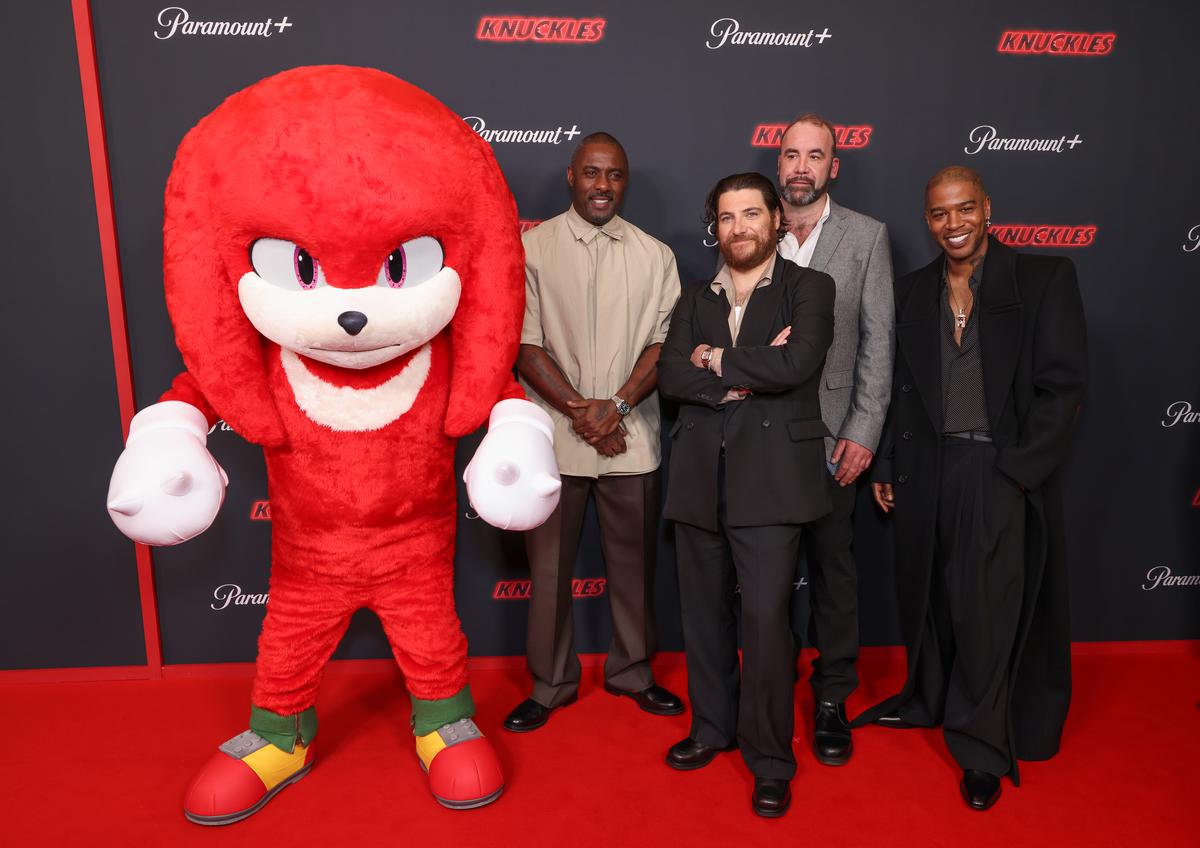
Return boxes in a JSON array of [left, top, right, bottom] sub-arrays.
[[33, 0, 1196, 670], [0, 2, 147, 669]]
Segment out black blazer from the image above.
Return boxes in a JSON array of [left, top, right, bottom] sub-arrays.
[[658, 258, 836, 531]]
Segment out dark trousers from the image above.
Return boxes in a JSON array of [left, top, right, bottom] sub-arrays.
[[524, 472, 659, 708], [676, 459, 802, 781], [901, 440, 1026, 776], [802, 474, 859, 703]]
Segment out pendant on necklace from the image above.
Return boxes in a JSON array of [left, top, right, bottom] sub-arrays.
[[955, 310, 966, 329]]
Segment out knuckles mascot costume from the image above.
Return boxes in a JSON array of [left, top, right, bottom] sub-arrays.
[[105, 66, 561, 824]]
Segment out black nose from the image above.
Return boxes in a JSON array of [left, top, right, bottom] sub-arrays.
[[337, 311, 368, 336]]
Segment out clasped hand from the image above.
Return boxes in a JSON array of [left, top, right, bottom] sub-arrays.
[[565, 398, 627, 457]]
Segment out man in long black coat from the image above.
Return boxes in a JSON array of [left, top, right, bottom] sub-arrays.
[[861, 166, 1087, 811]]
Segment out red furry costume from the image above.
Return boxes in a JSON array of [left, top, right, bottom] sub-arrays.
[[106, 66, 560, 825]]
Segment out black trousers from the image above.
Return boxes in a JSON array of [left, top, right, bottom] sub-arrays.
[[901, 440, 1026, 776], [676, 459, 802, 781], [523, 472, 660, 708], [802, 474, 859, 703]]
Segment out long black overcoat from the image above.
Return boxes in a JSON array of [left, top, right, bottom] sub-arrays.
[[860, 237, 1088, 780]]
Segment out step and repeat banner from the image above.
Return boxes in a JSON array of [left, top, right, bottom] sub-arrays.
[[6, 0, 1197, 670]]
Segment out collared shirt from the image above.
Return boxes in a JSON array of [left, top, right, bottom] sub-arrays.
[[940, 255, 990, 434], [778, 194, 831, 268], [521, 206, 681, 477], [705, 255, 772, 398]]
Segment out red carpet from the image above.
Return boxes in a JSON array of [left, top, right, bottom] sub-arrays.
[[1, 644, 1193, 847]]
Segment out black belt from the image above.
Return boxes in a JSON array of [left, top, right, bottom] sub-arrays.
[[943, 430, 993, 443]]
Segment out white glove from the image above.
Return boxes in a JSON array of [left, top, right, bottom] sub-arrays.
[[464, 399, 561, 531], [106, 401, 228, 546]]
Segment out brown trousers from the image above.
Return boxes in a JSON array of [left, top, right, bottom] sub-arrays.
[[524, 471, 660, 707]]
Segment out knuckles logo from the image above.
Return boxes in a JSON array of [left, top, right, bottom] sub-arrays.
[[249, 500, 271, 520], [464, 116, 582, 145], [154, 7, 293, 39], [1183, 225, 1200, 253], [211, 583, 269, 610], [493, 578, 607, 599], [706, 18, 832, 49], [477, 16, 605, 43], [988, 224, 1096, 248], [1162, 401, 1200, 428], [752, 124, 872, 149], [965, 125, 1082, 155], [1142, 566, 1200, 590], [997, 30, 1115, 56]]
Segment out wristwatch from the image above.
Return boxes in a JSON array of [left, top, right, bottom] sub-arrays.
[[700, 347, 713, 369], [611, 396, 632, 416]]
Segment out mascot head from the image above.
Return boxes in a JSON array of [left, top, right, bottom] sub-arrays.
[[162, 66, 523, 445]]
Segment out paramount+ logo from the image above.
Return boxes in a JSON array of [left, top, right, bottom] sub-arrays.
[[988, 224, 1096, 248], [997, 30, 1115, 56], [477, 15, 605, 43], [752, 124, 873, 149], [493, 578, 607, 599]]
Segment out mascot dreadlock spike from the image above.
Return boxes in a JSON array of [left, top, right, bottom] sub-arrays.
[[106, 66, 560, 824]]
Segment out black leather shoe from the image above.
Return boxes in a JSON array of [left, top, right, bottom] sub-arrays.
[[751, 778, 791, 818], [665, 736, 736, 771], [502, 695, 575, 733], [603, 682, 685, 716], [960, 769, 1002, 811], [813, 700, 853, 766]]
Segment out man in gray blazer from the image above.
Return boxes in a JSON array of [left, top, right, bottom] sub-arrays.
[[775, 113, 895, 766]]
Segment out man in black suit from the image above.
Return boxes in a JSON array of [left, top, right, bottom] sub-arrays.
[[862, 166, 1087, 811], [657, 172, 835, 818]]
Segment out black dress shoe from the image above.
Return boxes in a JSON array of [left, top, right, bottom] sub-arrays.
[[813, 700, 853, 766], [751, 778, 791, 818], [502, 695, 575, 733], [603, 682, 685, 716], [665, 736, 736, 771], [960, 769, 1002, 811]]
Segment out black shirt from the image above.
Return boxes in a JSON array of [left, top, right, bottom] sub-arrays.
[[940, 256, 989, 434]]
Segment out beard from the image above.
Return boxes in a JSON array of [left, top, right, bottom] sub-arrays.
[[780, 177, 827, 207], [721, 231, 777, 272]]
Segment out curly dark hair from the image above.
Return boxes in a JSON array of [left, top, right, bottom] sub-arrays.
[[703, 172, 788, 242]]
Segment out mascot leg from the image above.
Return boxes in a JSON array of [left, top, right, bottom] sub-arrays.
[[374, 555, 504, 809], [183, 564, 354, 825]]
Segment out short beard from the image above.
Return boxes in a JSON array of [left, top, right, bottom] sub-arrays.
[[780, 180, 826, 207], [722, 234, 777, 272]]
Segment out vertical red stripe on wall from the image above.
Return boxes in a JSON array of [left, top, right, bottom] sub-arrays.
[[70, 0, 162, 680]]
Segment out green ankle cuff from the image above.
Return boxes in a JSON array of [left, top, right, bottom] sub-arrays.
[[410, 686, 475, 737], [250, 706, 318, 753]]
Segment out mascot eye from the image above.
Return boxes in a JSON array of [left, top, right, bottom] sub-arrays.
[[375, 236, 444, 289], [250, 238, 326, 290]]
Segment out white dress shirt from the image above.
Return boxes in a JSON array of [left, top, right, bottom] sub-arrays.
[[779, 194, 832, 268]]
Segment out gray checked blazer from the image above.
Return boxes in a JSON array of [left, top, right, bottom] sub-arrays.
[[789, 199, 895, 459]]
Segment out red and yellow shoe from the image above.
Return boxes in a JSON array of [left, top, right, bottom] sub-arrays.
[[415, 718, 504, 809], [183, 730, 314, 825]]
